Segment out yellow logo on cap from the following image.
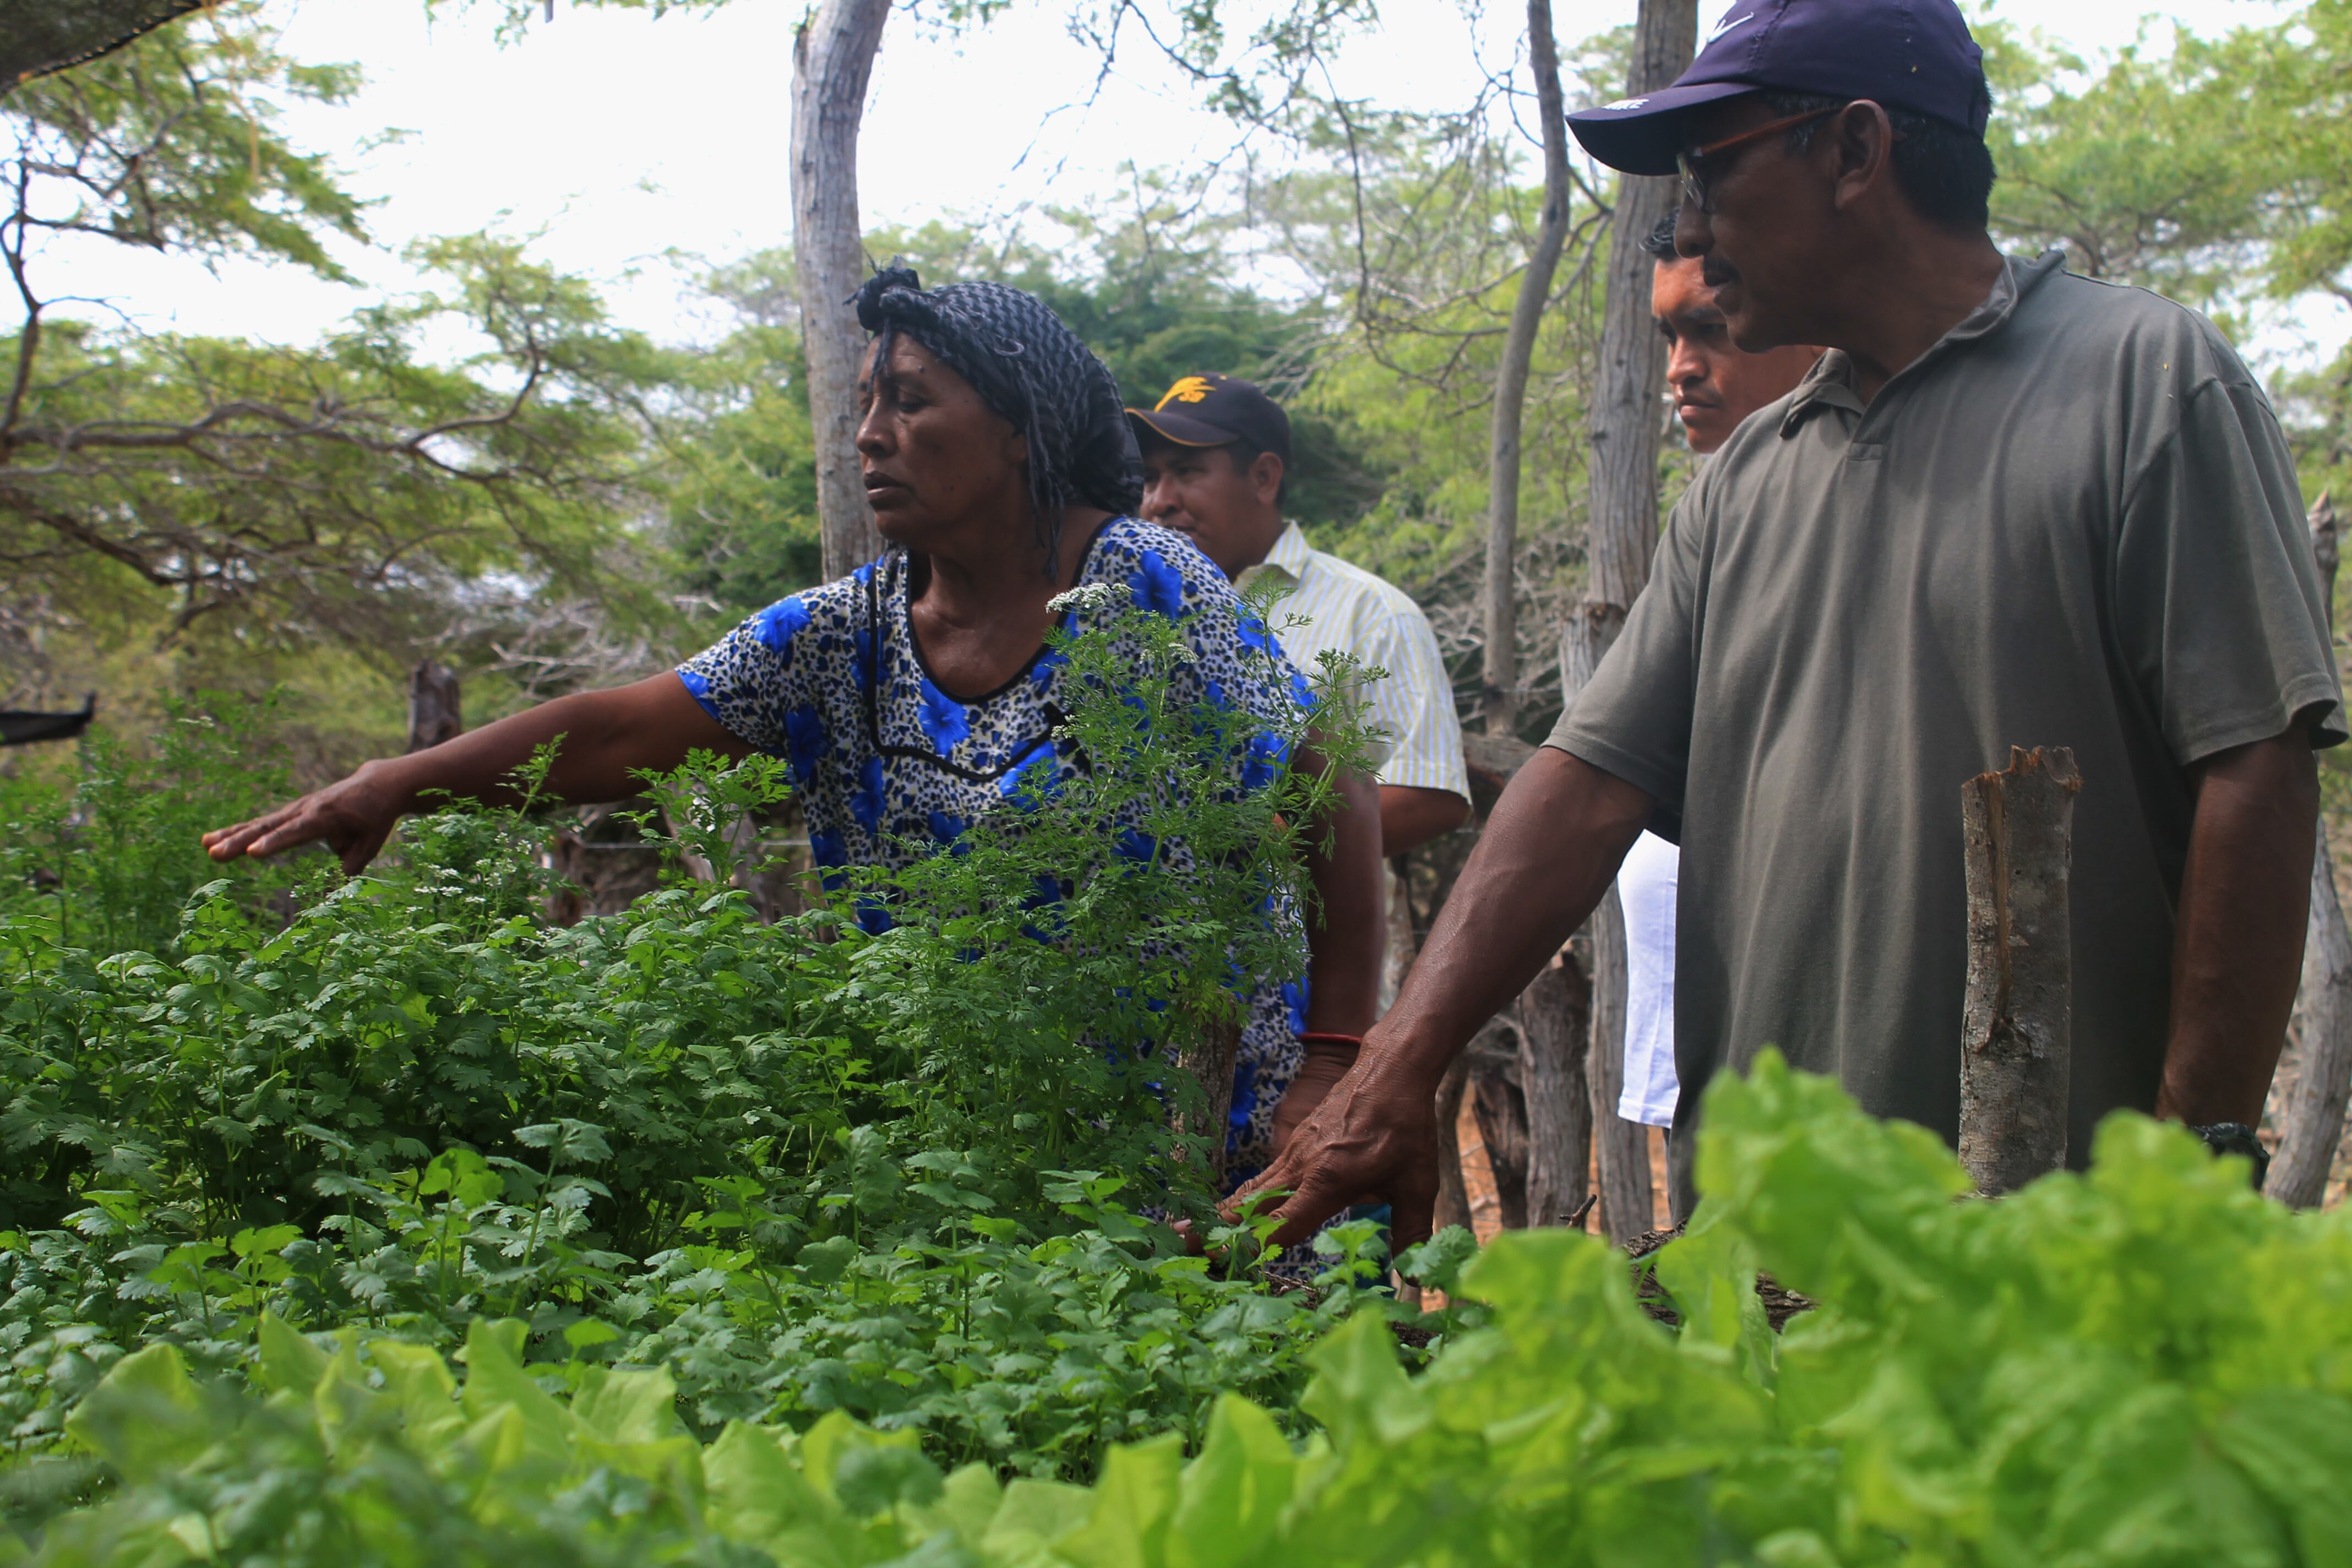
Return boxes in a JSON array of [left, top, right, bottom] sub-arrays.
[[1157, 376, 1215, 409]]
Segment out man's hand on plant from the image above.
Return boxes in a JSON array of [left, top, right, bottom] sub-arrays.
[[1224, 1034, 1441, 1251]]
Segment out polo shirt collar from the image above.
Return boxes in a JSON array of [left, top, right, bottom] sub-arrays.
[[1244, 521, 1314, 587], [1781, 249, 2070, 437]]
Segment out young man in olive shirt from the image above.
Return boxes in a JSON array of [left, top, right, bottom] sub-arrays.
[[1238, 0, 2340, 1242]]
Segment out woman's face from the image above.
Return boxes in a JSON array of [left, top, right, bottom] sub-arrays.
[[856, 335, 1029, 549]]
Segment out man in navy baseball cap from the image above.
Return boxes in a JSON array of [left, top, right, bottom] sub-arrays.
[[1239, 0, 2340, 1246], [1565, 0, 1990, 178]]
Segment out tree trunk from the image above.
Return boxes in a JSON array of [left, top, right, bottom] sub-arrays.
[[1566, 0, 1692, 1242], [1518, 954, 1593, 1227], [1958, 745, 2082, 1196], [405, 661, 462, 753], [792, 0, 891, 582], [0, 0, 207, 96], [1577, 0, 1696, 668], [2272, 492, 2348, 1207], [1480, 0, 1575, 736]]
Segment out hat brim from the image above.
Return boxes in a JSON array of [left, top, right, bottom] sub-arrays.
[[1125, 407, 1238, 449], [1566, 80, 1760, 175]]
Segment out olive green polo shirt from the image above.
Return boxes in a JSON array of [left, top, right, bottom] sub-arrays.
[[1547, 251, 2343, 1168]]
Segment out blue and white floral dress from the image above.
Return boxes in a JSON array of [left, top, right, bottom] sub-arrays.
[[675, 516, 1314, 1188]]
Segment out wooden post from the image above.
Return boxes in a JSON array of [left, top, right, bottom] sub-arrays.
[[2271, 492, 2349, 1207], [1958, 745, 2082, 1195], [1519, 954, 1593, 1226], [792, 0, 890, 582], [405, 661, 461, 753]]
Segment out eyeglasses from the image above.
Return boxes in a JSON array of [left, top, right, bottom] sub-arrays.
[[1675, 105, 1843, 213]]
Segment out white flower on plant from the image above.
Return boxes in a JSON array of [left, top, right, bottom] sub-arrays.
[[1047, 582, 1123, 614]]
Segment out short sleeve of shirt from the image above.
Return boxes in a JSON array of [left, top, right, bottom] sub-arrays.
[[674, 588, 835, 760], [2113, 375, 2345, 763], [1359, 603, 1471, 799], [1543, 486, 1705, 838]]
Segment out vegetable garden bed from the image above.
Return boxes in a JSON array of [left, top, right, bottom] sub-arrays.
[[4, 620, 2350, 1565]]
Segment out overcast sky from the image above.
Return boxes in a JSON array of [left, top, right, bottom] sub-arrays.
[[34, 0, 2326, 365]]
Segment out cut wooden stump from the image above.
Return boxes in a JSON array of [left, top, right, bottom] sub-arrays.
[[1959, 745, 2082, 1196]]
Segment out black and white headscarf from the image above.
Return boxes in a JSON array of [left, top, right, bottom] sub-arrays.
[[852, 264, 1144, 576]]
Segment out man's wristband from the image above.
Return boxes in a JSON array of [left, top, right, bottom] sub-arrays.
[[2187, 1122, 2271, 1192]]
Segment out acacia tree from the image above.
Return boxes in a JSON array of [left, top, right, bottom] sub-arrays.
[[0, 10, 680, 705]]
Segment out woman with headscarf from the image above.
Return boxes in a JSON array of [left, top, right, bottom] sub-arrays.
[[202, 266, 1384, 1190]]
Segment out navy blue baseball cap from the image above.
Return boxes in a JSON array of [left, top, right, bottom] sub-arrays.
[[1567, 0, 1990, 176]]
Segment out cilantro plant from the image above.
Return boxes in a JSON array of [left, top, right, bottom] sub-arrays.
[[0, 598, 1398, 1485]]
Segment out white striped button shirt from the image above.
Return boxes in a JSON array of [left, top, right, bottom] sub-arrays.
[[1236, 522, 1471, 803]]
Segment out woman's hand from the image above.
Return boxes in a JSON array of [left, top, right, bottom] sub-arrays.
[[1270, 1033, 1362, 1155], [203, 762, 410, 875], [200, 673, 747, 880]]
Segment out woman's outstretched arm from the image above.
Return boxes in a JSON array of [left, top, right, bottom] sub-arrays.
[[202, 673, 748, 875]]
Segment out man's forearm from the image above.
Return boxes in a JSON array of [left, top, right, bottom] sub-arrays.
[[1370, 747, 1652, 1090], [1303, 759, 1385, 1036], [2159, 725, 2320, 1124]]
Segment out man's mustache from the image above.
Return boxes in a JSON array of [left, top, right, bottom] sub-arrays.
[[1702, 256, 1741, 290]]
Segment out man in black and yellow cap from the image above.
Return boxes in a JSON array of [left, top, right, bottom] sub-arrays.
[[1127, 373, 1470, 858], [1130, 372, 1471, 1159]]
